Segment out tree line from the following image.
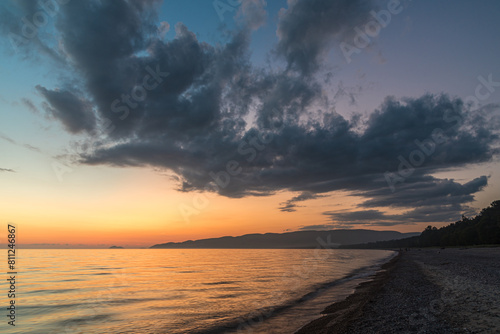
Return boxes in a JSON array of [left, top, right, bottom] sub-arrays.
[[341, 200, 500, 249]]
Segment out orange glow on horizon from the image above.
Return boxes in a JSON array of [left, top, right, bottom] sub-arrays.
[[2, 166, 429, 248]]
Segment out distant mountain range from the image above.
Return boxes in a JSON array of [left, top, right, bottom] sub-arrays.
[[150, 229, 420, 249]]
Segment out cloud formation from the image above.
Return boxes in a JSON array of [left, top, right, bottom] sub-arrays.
[[36, 86, 96, 134], [1, 0, 499, 227], [276, 0, 374, 75], [237, 0, 268, 30]]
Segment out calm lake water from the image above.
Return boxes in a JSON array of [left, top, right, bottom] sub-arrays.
[[9, 249, 395, 333]]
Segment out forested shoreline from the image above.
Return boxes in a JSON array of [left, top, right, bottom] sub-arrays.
[[342, 201, 500, 249]]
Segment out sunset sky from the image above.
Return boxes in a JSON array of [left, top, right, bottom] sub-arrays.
[[0, 0, 499, 248]]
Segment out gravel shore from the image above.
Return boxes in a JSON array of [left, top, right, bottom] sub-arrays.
[[296, 247, 500, 334]]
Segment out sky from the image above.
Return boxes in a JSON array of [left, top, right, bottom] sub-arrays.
[[0, 0, 499, 248]]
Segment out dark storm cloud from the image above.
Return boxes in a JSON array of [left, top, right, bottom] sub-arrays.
[[3, 0, 499, 225], [37, 0, 256, 144], [323, 204, 467, 228], [52, 0, 166, 137], [55, 0, 159, 69], [276, 0, 374, 75], [358, 175, 489, 209], [36, 86, 96, 134], [85, 94, 497, 206], [322, 176, 488, 228]]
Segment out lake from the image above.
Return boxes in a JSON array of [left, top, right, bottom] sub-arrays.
[[10, 249, 395, 333]]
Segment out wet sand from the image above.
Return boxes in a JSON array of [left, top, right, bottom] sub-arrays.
[[296, 247, 500, 334]]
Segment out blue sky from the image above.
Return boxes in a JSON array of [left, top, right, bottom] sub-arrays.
[[0, 0, 499, 246]]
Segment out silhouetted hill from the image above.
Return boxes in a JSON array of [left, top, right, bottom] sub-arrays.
[[150, 229, 420, 249], [342, 200, 500, 249]]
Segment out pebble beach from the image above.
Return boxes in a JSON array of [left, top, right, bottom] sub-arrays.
[[297, 247, 500, 334]]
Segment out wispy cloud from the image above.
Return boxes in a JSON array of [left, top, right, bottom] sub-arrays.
[[279, 192, 326, 212], [0, 132, 42, 153]]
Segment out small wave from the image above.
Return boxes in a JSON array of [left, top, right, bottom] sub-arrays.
[[203, 281, 239, 285], [26, 288, 77, 294], [201, 258, 395, 333], [209, 294, 238, 299], [21, 296, 172, 313], [58, 313, 113, 326]]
